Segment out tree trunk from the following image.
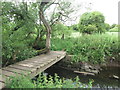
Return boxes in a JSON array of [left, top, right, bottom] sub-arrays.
[[39, 7, 51, 51], [61, 34, 65, 40]]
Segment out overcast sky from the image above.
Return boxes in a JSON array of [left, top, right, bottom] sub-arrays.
[[70, 0, 119, 25], [3, 0, 119, 25]]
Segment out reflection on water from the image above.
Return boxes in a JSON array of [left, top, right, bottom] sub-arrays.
[[45, 65, 120, 88]]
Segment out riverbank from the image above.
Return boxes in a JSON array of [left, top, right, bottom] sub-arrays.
[[56, 54, 120, 76], [45, 59, 120, 88]]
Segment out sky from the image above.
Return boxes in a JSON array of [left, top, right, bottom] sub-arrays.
[[2, 0, 119, 25], [68, 0, 119, 25]]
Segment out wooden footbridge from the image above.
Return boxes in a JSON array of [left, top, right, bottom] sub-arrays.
[[0, 51, 66, 89]]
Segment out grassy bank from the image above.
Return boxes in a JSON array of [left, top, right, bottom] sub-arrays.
[[51, 33, 119, 64]]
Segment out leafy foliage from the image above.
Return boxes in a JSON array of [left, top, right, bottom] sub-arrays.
[[105, 23, 110, 31], [6, 73, 93, 88], [109, 27, 119, 32], [50, 0, 75, 25], [109, 25, 120, 32], [110, 24, 117, 29], [51, 22, 72, 38], [71, 24, 79, 31], [79, 24, 98, 34], [51, 33, 119, 64], [2, 2, 46, 66], [79, 11, 106, 34]]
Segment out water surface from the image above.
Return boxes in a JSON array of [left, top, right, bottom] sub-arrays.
[[45, 64, 120, 88]]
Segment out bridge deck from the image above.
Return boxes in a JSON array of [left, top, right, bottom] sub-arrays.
[[0, 51, 66, 89]]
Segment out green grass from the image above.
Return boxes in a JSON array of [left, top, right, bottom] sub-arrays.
[[6, 73, 93, 88], [51, 33, 119, 64]]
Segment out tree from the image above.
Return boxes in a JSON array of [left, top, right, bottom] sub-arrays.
[[2, 0, 85, 66], [39, 1, 52, 51], [110, 24, 117, 29], [38, 0, 77, 51], [51, 22, 70, 39], [105, 23, 110, 31], [79, 11, 106, 34], [2, 2, 39, 66], [79, 24, 98, 34], [71, 24, 79, 31], [109, 24, 120, 32]]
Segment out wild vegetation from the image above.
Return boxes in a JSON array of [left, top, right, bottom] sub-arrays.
[[6, 73, 93, 88], [109, 25, 119, 32], [2, 2, 45, 67], [1, 1, 79, 67], [79, 11, 106, 34], [1, 0, 119, 89], [51, 33, 119, 64]]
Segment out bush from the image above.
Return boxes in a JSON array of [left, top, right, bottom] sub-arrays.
[[80, 24, 98, 34], [2, 2, 45, 66], [2, 29, 38, 66], [109, 27, 118, 32], [1, 2, 40, 66], [51, 33, 119, 64], [109, 25, 120, 32]]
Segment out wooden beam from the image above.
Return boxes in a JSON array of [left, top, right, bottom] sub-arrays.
[[0, 51, 66, 89]]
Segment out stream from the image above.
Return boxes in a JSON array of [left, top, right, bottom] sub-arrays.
[[45, 64, 120, 88]]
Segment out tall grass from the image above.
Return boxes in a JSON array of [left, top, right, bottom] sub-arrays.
[[51, 33, 119, 64]]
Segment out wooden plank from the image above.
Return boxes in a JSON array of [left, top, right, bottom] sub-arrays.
[[8, 52, 63, 72], [74, 71, 95, 76], [16, 62, 45, 68], [0, 69, 6, 88], [8, 64, 36, 72], [2, 70, 19, 77], [11, 54, 56, 69], [28, 51, 66, 78], [0, 81, 5, 89], [15, 54, 46, 63], [0, 75, 4, 82], [0, 51, 66, 89], [2, 67, 31, 75], [0, 74, 8, 83], [0, 69, 2, 75], [10, 51, 64, 68]]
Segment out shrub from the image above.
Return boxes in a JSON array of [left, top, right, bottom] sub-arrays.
[[80, 24, 98, 34], [51, 33, 119, 64], [109, 26, 119, 32], [2, 2, 45, 66], [2, 30, 37, 66]]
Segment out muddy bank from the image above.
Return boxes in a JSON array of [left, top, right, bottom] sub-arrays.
[[57, 55, 120, 76]]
